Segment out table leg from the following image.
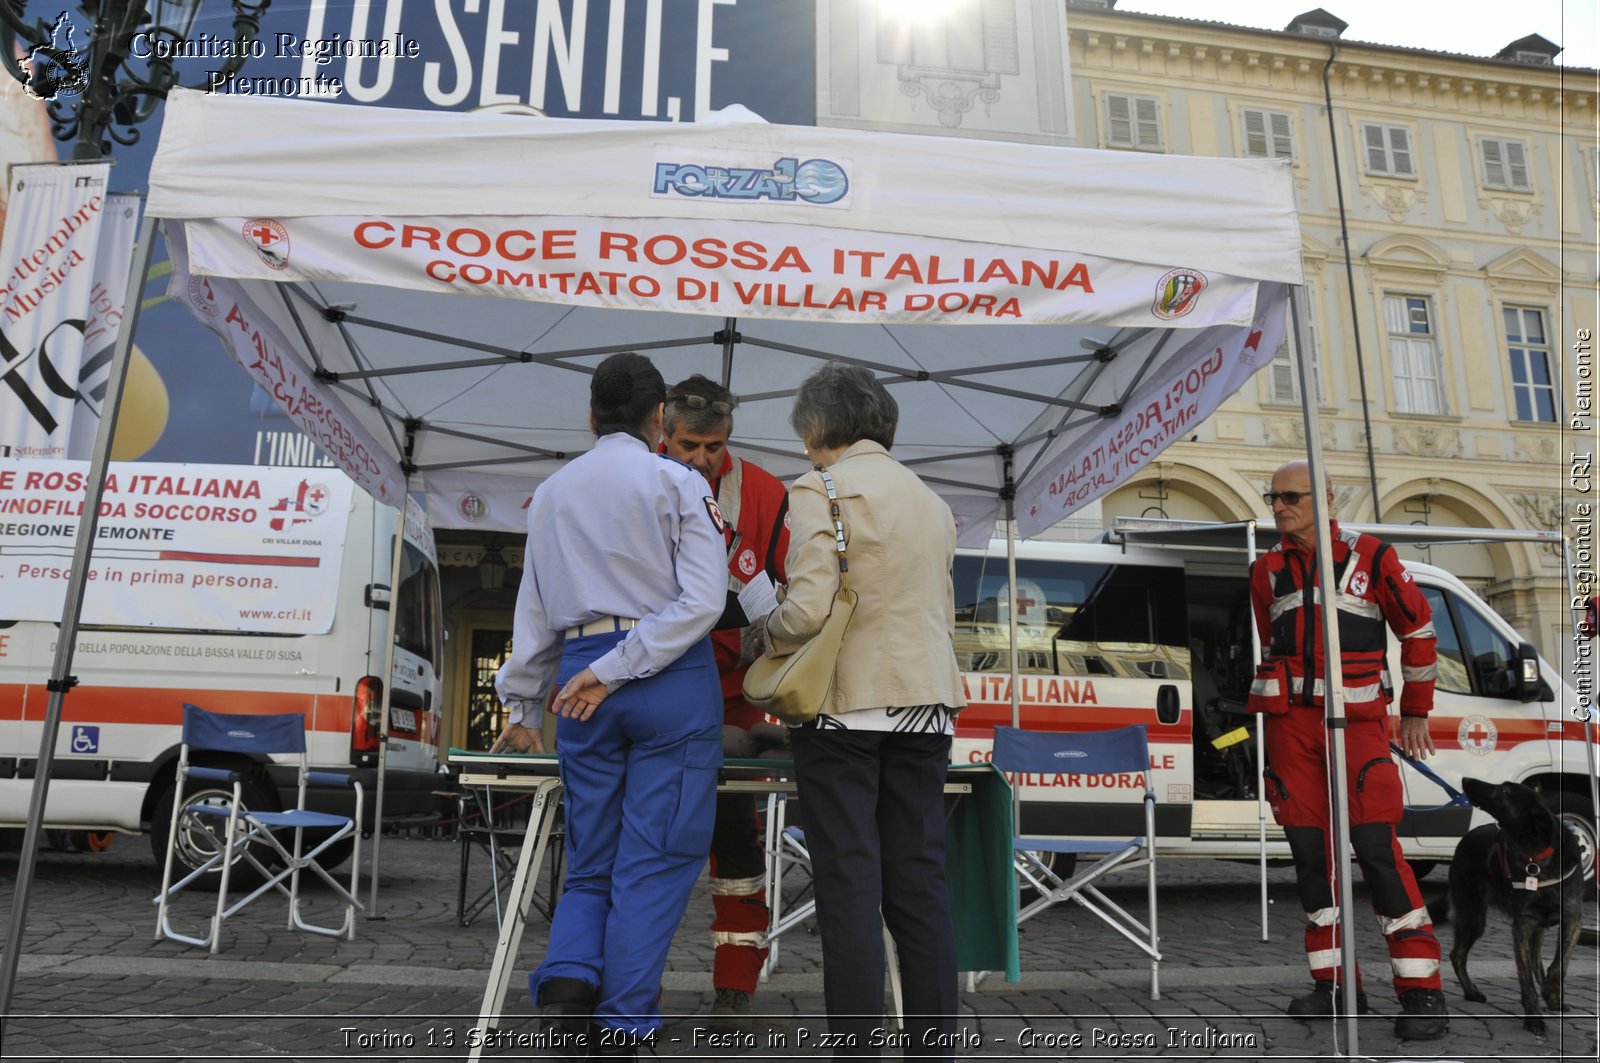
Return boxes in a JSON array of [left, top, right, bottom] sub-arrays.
[[469, 777, 564, 1060]]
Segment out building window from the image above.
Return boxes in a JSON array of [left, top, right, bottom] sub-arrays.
[[1362, 123, 1416, 177], [1104, 92, 1163, 151], [1479, 137, 1532, 191], [1268, 310, 1323, 404], [1504, 306, 1556, 422], [1384, 295, 1446, 414], [1241, 107, 1295, 161]]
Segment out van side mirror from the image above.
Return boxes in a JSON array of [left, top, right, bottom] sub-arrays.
[[365, 584, 391, 610], [1515, 641, 1541, 703], [1156, 684, 1182, 726]]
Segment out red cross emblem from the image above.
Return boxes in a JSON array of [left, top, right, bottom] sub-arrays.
[[241, 218, 290, 271], [1457, 714, 1496, 756]]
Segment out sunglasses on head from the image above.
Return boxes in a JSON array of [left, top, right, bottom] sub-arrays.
[[1263, 491, 1310, 506], [670, 392, 735, 415]]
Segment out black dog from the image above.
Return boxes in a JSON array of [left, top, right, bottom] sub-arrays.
[[1427, 777, 1585, 1036]]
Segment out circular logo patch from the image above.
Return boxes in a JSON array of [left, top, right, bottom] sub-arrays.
[[1458, 714, 1497, 756], [1152, 267, 1207, 320], [737, 548, 757, 576], [242, 218, 290, 271], [457, 493, 489, 523], [187, 275, 220, 317]]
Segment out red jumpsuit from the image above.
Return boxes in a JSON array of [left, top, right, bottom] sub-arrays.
[[705, 451, 789, 995], [1249, 523, 1442, 997]]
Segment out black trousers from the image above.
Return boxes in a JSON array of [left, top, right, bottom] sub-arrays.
[[790, 727, 958, 1059]]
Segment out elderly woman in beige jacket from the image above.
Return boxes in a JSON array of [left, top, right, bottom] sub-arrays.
[[763, 363, 965, 1059]]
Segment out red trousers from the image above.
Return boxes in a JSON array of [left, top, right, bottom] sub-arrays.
[[1264, 708, 1441, 996]]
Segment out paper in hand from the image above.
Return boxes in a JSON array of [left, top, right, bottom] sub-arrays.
[[737, 571, 780, 623]]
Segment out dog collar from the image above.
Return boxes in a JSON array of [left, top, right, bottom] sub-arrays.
[[1511, 861, 1579, 891], [1494, 837, 1570, 890]]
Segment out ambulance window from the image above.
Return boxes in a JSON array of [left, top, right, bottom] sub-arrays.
[[952, 556, 1185, 676], [1421, 586, 1515, 697], [395, 540, 443, 673], [1419, 587, 1473, 695]]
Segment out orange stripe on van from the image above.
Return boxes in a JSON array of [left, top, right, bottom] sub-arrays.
[[0, 683, 353, 733], [955, 702, 1188, 737]]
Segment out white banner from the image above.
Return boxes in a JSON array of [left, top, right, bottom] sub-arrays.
[[1015, 283, 1290, 538], [180, 213, 1262, 329], [166, 229, 408, 508], [0, 459, 354, 633], [423, 470, 540, 533], [0, 163, 113, 458], [67, 194, 142, 458]]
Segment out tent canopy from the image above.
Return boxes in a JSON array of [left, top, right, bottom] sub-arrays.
[[147, 89, 1302, 540]]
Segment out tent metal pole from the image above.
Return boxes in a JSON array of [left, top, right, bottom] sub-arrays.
[[366, 484, 410, 917], [0, 213, 158, 1021], [1293, 284, 1359, 1057], [1004, 492, 1021, 841], [1247, 520, 1268, 942], [719, 316, 737, 388]]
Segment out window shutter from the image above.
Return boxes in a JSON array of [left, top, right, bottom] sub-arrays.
[[1134, 96, 1161, 148], [1269, 359, 1298, 403], [1243, 109, 1267, 156], [1481, 139, 1506, 186], [1106, 94, 1132, 147], [1389, 127, 1414, 176], [1364, 125, 1388, 171], [1505, 141, 1529, 189], [1269, 111, 1294, 158]]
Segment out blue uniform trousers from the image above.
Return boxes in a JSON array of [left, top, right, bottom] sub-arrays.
[[531, 632, 721, 1036]]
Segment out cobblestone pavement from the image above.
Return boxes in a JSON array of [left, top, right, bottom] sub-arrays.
[[0, 832, 1594, 1061]]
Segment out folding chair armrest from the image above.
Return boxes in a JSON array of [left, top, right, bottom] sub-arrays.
[[307, 771, 357, 788], [187, 765, 240, 785]]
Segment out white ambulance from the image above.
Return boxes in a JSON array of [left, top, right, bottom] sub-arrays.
[[0, 460, 443, 876], [951, 522, 1596, 883]]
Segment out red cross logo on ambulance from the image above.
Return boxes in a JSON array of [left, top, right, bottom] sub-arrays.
[[243, 218, 291, 271], [1458, 714, 1497, 756]]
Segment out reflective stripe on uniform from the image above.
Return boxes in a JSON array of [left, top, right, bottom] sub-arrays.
[[713, 930, 769, 948], [1335, 593, 1383, 620], [1390, 956, 1440, 979], [1289, 676, 1385, 703], [1307, 947, 1342, 969], [1400, 622, 1436, 640], [1401, 664, 1438, 681], [1377, 906, 1432, 935], [1308, 906, 1341, 927], [710, 873, 767, 895]]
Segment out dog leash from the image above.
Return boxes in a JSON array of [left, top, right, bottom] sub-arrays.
[[1389, 742, 1473, 810]]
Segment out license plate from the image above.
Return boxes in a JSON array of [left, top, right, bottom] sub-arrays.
[[390, 707, 417, 732]]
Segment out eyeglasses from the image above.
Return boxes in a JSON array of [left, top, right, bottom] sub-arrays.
[[1263, 491, 1310, 506], [669, 392, 735, 415]]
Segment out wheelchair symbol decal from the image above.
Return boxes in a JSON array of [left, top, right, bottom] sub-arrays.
[[70, 726, 99, 754]]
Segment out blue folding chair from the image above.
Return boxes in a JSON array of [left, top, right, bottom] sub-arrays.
[[154, 704, 364, 951], [992, 724, 1162, 998]]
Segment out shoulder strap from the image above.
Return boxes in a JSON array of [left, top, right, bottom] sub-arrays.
[[817, 465, 848, 589]]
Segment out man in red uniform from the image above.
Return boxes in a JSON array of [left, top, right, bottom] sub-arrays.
[[1249, 460, 1447, 1040], [662, 375, 789, 1032]]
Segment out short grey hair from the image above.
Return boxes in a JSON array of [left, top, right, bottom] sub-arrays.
[[664, 374, 735, 436], [789, 363, 897, 451]]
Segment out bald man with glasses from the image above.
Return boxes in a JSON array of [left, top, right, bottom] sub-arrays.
[[1248, 460, 1447, 1040]]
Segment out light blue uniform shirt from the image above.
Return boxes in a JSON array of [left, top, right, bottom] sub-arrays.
[[495, 431, 726, 729]]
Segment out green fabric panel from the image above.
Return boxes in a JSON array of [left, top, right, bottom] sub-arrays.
[[946, 765, 1020, 982]]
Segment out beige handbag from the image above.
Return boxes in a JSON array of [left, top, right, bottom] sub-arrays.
[[742, 467, 855, 725]]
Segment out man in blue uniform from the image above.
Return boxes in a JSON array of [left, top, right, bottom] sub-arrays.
[[494, 353, 725, 1058]]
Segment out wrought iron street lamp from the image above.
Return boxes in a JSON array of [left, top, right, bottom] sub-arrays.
[[1, 1, 269, 160]]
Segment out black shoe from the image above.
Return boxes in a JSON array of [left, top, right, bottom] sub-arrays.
[[536, 977, 596, 1060], [1287, 983, 1371, 1018], [1394, 988, 1448, 1041]]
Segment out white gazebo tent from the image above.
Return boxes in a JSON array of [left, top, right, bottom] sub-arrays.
[[8, 87, 1375, 1050]]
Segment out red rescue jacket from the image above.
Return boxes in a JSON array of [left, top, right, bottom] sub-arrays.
[[1249, 523, 1437, 720]]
